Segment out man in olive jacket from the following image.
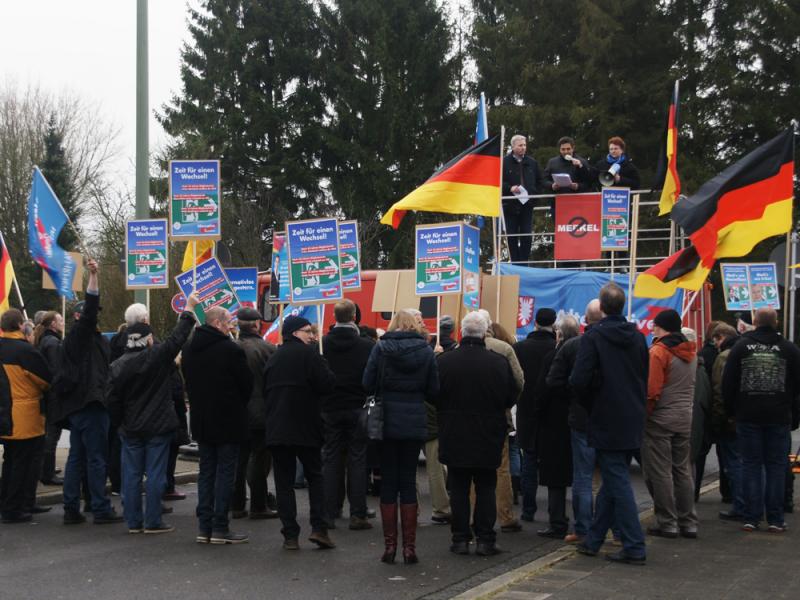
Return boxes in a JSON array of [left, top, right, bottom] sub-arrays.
[[263, 315, 336, 550], [181, 306, 253, 544]]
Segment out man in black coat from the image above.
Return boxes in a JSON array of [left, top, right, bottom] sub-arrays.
[[512, 308, 558, 522], [543, 136, 593, 196], [321, 299, 375, 530], [436, 313, 517, 556], [231, 307, 277, 520], [502, 134, 542, 263], [54, 258, 123, 525], [264, 315, 337, 550], [181, 306, 253, 544], [107, 293, 199, 534], [570, 283, 648, 565]]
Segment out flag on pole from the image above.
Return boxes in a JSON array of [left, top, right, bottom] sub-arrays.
[[635, 130, 794, 298], [0, 230, 15, 313], [474, 92, 488, 144], [182, 239, 215, 272], [263, 304, 319, 345], [381, 134, 502, 229], [27, 167, 77, 300], [653, 80, 681, 216]]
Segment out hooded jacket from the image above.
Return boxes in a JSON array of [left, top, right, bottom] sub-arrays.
[[263, 336, 336, 447], [513, 329, 557, 450], [570, 315, 649, 450], [647, 333, 697, 433], [722, 326, 800, 428], [0, 331, 51, 440], [108, 312, 195, 439], [181, 324, 253, 444], [237, 331, 276, 429], [322, 325, 375, 412], [363, 331, 439, 441]]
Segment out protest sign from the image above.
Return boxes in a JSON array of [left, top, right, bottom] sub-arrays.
[[168, 160, 221, 239], [338, 220, 361, 291], [747, 263, 780, 310], [554, 193, 602, 260], [286, 218, 342, 304], [175, 257, 240, 324], [462, 224, 480, 309], [600, 188, 630, 251], [125, 219, 168, 289], [415, 223, 462, 296], [268, 232, 289, 303], [721, 263, 752, 311], [225, 267, 258, 308]]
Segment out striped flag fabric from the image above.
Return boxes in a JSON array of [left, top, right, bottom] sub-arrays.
[[0, 231, 15, 313], [653, 81, 681, 216]]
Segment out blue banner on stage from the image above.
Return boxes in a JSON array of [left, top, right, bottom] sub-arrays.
[[27, 168, 77, 300], [463, 224, 480, 310], [498, 264, 684, 342]]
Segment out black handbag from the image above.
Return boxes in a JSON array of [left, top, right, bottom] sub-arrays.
[[360, 353, 385, 441]]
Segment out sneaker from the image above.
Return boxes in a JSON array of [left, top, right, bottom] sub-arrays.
[[93, 510, 124, 525], [349, 516, 373, 530], [145, 523, 175, 534], [129, 526, 144, 534], [564, 533, 584, 544], [605, 550, 646, 566], [63, 510, 87, 525], [741, 523, 759, 532], [196, 533, 211, 544], [283, 537, 300, 550], [366, 508, 377, 519], [308, 530, 336, 549], [210, 531, 249, 544], [679, 528, 698, 539], [767, 524, 787, 534]]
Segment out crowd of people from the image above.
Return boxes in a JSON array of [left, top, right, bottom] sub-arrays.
[[1, 259, 799, 567]]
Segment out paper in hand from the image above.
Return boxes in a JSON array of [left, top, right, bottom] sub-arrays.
[[553, 173, 573, 188], [513, 185, 530, 205]]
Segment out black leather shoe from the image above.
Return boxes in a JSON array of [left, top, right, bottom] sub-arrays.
[[475, 542, 503, 556], [605, 550, 646, 565], [450, 541, 470, 555], [647, 527, 678, 539], [41, 476, 64, 486], [63, 511, 87, 525], [537, 527, 567, 539]]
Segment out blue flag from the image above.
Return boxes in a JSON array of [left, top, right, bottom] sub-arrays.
[[475, 92, 489, 229], [28, 167, 77, 299], [263, 304, 319, 344]]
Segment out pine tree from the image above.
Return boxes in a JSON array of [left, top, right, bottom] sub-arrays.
[[41, 115, 81, 249]]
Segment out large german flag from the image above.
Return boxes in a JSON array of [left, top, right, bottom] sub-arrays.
[[381, 135, 501, 228], [635, 129, 795, 298], [0, 230, 16, 313], [653, 80, 681, 216]]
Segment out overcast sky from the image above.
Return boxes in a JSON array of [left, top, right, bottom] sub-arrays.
[[0, 1, 199, 190]]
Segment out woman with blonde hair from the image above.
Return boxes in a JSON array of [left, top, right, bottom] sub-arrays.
[[363, 309, 439, 565]]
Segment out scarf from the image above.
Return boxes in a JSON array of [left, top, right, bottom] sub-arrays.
[[606, 153, 626, 165]]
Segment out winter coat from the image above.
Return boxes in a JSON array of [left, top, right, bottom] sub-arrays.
[[181, 324, 253, 444], [485, 334, 525, 400], [37, 329, 62, 421], [513, 329, 557, 450], [363, 331, 439, 441], [710, 336, 737, 437], [698, 341, 718, 380], [722, 327, 800, 428], [322, 325, 375, 413], [51, 292, 111, 425], [0, 331, 51, 440], [237, 331, 276, 429], [435, 337, 516, 469], [592, 156, 641, 189], [107, 312, 195, 439], [543, 155, 593, 193], [647, 333, 697, 434], [536, 345, 572, 487], [263, 337, 336, 448], [0, 363, 11, 437], [502, 154, 543, 216], [570, 315, 649, 451], [109, 327, 128, 362], [546, 333, 587, 432], [690, 363, 712, 463]]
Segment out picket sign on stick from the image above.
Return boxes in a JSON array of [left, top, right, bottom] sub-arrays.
[[317, 305, 324, 354], [436, 295, 441, 350], [192, 242, 197, 292], [783, 230, 791, 337]]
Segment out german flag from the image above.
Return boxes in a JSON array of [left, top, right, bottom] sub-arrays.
[[653, 80, 681, 216], [635, 129, 795, 298], [381, 135, 501, 228], [0, 230, 15, 313], [181, 239, 215, 272]]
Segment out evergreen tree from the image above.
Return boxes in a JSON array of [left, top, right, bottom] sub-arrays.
[[41, 114, 81, 249]]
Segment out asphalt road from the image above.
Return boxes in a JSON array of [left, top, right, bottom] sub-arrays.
[[0, 458, 721, 600]]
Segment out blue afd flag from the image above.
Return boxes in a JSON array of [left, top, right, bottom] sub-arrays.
[[499, 264, 684, 343], [263, 304, 319, 344], [475, 92, 489, 229], [28, 167, 77, 299]]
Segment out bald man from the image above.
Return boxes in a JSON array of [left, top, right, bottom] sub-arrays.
[[722, 308, 800, 533]]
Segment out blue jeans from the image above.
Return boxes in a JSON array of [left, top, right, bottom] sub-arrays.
[[570, 430, 595, 536], [717, 435, 745, 515], [508, 435, 521, 478], [63, 403, 112, 515], [585, 450, 645, 559], [737, 423, 791, 526], [120, 433, 172, 529], [196, 442, 239, 535], [520, 447, 538, 519]]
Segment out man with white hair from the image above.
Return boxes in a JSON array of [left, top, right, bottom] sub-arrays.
[[501, 134, 542, 263], [435, 312, 519, 556]]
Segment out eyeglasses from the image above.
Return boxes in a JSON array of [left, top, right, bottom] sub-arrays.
[[297, 327, 314, 334]]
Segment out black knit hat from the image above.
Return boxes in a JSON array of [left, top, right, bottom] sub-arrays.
[[653, 309, 682, 333], [535, 308, 557, 327], [282, 315, 311, 338]]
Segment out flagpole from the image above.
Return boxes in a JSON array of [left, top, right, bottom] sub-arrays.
[[783, 231, 791, 337], [192, 241, 197, 292], [435, 295, 441, 350], [681, 289, 698, 320], [12, 273, 28, 320], [317, 304, 324, 354], [62, 295, 66, 325], [493, 126, 505, 274], [627, 193, 641, 320]]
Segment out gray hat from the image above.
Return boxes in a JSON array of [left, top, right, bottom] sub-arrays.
[[439, 315, 455, 331], [237, 307, 262, 322]]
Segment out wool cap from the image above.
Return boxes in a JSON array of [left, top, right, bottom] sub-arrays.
[[535, 308, 557, 327], [653, 309, 682, 333], [282, 315, 312, 337]]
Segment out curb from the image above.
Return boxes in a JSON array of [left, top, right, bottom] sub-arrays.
[[452, 478, 721, 600], [35, 469, 200, 507]]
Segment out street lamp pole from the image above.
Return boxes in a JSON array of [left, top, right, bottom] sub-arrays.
[[135, 0, 149, 306]]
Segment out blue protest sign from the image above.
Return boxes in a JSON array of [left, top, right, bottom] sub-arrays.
[[339, 220, 362, 291], [225, 267, 258, 308], [125, 219, 168, 289], [747, 263, 780, 310], [720, 263, 751, 311], [175, 257, 240, 324], [601, 188, 630, 250], [415, 223, 463, 296], [268, 232, 289, 303], [286, 218, 343, 304], [462, 224, 481, 309], [169, 160, 221, 239]]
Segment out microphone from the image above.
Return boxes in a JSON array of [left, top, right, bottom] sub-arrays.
[[563, 154, 573, 162]]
